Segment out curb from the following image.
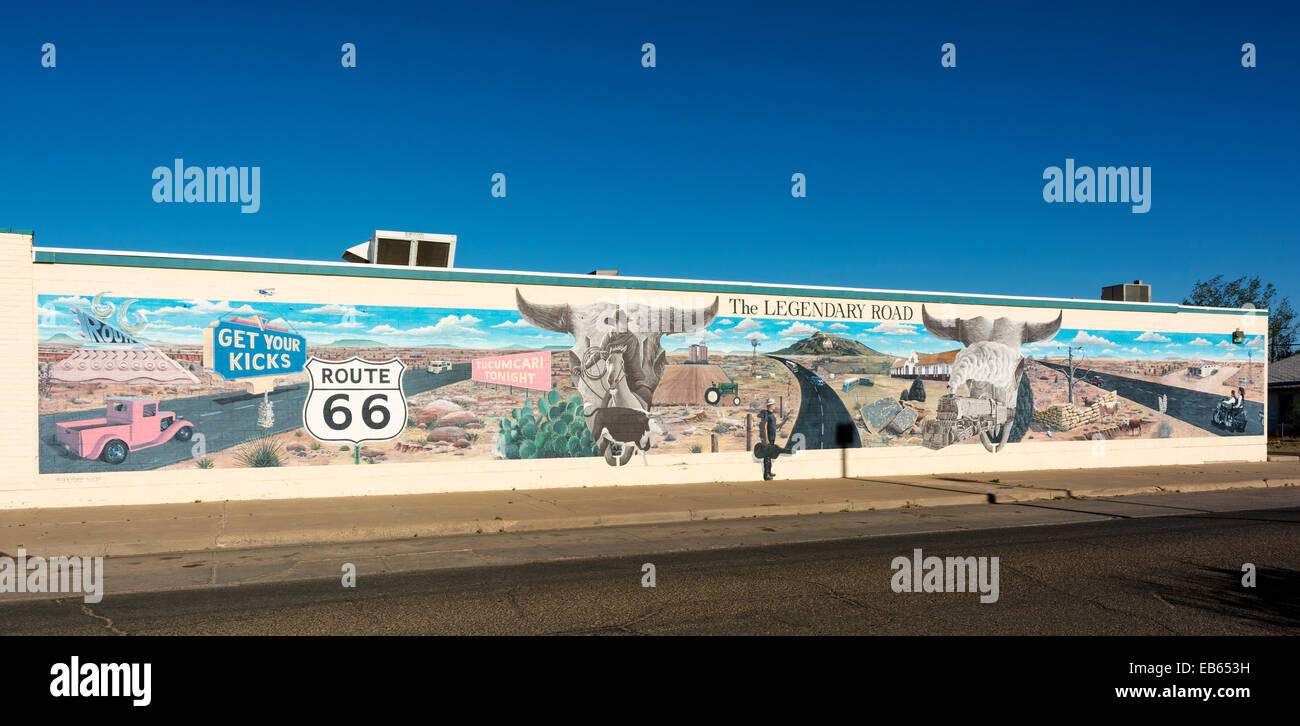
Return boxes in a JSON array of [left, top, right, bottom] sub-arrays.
[[1063, 478, 1289, 499]]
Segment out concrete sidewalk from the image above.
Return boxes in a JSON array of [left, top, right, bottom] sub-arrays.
[[3, 460, 1297, 558]]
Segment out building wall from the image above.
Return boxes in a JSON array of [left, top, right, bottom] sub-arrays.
[[0, 234, 40, 508], [1268, 388, 1300, 435], [1, 235, 1269, 508]]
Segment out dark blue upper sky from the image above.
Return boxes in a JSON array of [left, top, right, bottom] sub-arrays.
[[2, 1, 1296, 305]]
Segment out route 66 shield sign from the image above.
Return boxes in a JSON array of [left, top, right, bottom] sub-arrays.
[[302, 357, 407, 444]]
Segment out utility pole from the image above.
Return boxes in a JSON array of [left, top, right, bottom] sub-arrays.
[[1065, 346, 1085, 405]]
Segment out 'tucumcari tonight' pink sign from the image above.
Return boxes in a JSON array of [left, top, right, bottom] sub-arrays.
[[471, 350, 552, 391]]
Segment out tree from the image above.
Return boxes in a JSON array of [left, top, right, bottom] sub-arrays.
[[1184, 275, 1297, 361], [908, 377, 926, 402]]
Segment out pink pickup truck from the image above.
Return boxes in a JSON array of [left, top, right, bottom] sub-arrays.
[[56, 397, 196, 464]]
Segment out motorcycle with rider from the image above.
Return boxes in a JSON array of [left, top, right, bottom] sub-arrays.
[[1212, 386, 1248, 433]]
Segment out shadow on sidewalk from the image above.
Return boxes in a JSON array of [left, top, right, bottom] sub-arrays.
[[848, 477, 999, 501]]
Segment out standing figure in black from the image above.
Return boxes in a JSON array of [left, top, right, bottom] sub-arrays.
[[759, 397, 778, 481]]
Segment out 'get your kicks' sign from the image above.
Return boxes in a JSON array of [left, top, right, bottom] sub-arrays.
[[204, 318, 308, 379]]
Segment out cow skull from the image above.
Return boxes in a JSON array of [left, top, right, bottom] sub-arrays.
[[516, 289, 719, 465]]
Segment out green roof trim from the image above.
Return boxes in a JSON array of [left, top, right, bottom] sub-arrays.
[[32, 248, 1259, 316]]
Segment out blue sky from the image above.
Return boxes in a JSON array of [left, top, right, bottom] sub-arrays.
[[39, 293, 1266, 361], [4, 1, 1297, 306], [703, 316, 1262, 359], [36, 295, 575, 350]]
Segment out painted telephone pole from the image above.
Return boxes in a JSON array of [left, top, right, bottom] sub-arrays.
[[1066, 346, 1085, 405]]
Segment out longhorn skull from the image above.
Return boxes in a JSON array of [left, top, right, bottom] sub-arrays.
[[516, 289, 719, 465], [922, 305, 1062, 452]]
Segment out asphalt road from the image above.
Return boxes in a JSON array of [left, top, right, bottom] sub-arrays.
[[4, 488, 1295, 635], [38, 365, 471, 473], [1038, 362, 1263, 436], [767, 355, 860, 450]]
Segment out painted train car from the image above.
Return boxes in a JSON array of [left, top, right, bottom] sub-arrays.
[[0, 231, 1268, 508]]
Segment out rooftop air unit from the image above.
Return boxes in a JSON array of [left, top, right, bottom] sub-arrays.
[[342, 230, 456, 268], [1101, 280, 1151, 303]]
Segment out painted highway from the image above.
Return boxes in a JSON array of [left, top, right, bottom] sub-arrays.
[[767, 355, 860, 450], [1038, 362, 1263, 436], [38, 365, 472, 473]]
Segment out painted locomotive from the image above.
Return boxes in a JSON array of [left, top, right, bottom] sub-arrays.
[[921, 394, 1009, 450]]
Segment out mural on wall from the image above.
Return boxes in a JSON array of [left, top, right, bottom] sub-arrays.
[[514, 289, 720, 465], [918, 306, 1063, 452], [35, 290, 1266, 475]]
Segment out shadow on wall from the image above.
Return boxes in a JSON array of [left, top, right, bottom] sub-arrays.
[[837, 422, 854, 477]]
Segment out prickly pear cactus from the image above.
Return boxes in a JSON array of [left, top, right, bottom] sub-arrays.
[[497, 390, 601, 459]]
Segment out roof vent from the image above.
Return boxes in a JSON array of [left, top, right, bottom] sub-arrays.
[[343, 231, 456, 268], [1101, 280, 1151, 303]]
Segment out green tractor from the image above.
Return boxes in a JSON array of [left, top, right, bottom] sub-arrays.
[[704, 381, 741, 406]]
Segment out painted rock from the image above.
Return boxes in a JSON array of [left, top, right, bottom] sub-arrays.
[[438, 410, 479, 426], [417, 399, 462, 424], [427, 426, 468, 443], [862, 398, 904, 432], [886, 406, 919, 435]]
